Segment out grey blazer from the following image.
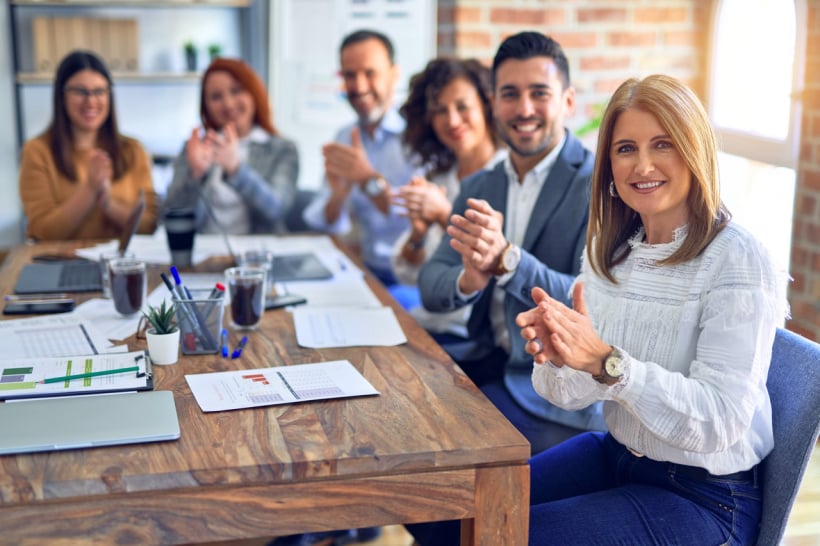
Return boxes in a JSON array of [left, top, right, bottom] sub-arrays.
[[419, 130, 605, 431], [165, 135, 299, 234]]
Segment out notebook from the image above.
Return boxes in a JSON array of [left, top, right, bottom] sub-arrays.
[[13, 195, 145, 294], [0, 390, 180, 455]]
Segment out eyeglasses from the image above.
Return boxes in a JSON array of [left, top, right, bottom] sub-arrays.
[[64, 86, 110, 99]]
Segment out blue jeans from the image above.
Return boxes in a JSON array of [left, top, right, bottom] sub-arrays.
[[530, 432, 762, 545]]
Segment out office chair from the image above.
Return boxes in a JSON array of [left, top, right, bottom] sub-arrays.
[[285, 189, 318, 233], [756, 328, 820, 546]]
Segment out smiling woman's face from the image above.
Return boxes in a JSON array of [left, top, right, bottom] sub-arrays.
[[63, 69, 110, 134], [610, 107, 692, 241], [203, 70, 256, 137]]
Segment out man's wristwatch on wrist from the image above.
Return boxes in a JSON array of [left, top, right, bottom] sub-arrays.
[[592, 346, 625, 385], [364, 176, 386, 198], [492, 242, 521, 276], [406, 235, 426, 250]]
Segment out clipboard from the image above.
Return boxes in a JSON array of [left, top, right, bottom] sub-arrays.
[[0, 350, 153, 401]]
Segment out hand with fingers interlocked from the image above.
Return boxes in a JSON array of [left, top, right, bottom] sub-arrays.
[[516, 283, 610, 372], [446, 197, 507, 294]]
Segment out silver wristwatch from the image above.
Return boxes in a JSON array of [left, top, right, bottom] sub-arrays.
[[364, 176, 385, 198], [593, 346, 625, 385]]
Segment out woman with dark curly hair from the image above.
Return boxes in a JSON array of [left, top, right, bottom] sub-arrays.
[[391, 57, 505, 339]]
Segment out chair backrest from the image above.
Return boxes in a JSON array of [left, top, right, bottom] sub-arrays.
[[756, 328, 820, 546], [285, 189, 317, 233]]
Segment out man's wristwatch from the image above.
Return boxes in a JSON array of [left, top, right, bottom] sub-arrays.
[[593, 346, 625, 385], [492, 242, 521, 276], [364, 176, 386, 198]]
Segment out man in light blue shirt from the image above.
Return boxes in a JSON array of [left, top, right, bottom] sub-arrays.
[[302, 29, 418, 286]]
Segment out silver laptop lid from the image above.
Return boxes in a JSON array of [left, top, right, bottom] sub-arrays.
[[0, 390, 180, 455]]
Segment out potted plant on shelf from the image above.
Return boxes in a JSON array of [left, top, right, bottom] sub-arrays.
[[183, 41, 197, 72], [142, 300, 180, 365], [207, 43, 222, 61]]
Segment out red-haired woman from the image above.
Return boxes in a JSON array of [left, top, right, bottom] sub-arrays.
[[166, 58, 299, 234]]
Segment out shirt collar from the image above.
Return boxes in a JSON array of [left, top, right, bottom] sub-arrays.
[[363, 106, 406, 138], [246, 125, 270, 144], [503, 130, 567, 184]]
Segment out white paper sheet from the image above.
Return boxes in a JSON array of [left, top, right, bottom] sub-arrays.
[[0, 315, 120, 358], [292, 306, 407, 348], [185, 359, 379, 412]]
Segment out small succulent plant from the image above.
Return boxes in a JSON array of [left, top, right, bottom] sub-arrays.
[[142, 300, 177, 335]]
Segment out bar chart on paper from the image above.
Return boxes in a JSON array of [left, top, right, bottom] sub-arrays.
[[185, 360, 380, 412]]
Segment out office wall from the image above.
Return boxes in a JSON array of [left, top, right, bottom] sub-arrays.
[[436, 0, 709, 143], [792, 0, 820, 340], [0, 0, 23, 248]]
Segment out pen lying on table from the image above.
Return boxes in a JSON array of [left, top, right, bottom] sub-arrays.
[[40, 366, 141, 384]]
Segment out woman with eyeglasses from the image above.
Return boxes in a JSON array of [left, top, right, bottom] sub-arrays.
[[19, 50, 158, 240], [165, 57, 299, 235]]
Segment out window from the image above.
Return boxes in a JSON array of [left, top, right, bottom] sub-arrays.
[[709, 0, 805, 270]]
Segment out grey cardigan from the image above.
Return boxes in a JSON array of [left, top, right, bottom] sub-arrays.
[[165, 134, 299, 234]]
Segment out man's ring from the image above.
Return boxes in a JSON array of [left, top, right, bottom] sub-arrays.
[[531, 338, 543, 353]]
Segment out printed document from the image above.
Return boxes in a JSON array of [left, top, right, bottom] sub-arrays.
[[185, 359, 379, 412], [292, 306, 407, 348]]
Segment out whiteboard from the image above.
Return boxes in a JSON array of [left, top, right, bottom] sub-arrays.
[[269, 0, 436, 190]]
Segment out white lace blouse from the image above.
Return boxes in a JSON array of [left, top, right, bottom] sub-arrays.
[[532, 222, 789, 475]]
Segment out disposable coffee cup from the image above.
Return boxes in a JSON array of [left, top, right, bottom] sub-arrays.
[[164, 208, 196, 267], [109, 258, 146, 316]]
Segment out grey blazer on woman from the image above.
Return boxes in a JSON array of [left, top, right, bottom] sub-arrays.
[[165, 134, 299, 234]]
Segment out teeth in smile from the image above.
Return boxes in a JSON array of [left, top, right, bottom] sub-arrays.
[[635, 181, 663, 189], [515, 123, 538, 132]]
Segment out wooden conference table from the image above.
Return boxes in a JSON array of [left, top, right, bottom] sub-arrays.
[[0, 240, 530, 546]]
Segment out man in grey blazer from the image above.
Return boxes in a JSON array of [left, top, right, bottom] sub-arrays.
[[419, 32, 605, 456]]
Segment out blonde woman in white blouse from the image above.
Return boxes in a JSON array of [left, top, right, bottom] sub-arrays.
[[390, 58, 504, 340], [516, 75, 788, 545]]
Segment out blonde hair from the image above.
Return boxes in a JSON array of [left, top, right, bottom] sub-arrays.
[[587, 74, 730, 282]]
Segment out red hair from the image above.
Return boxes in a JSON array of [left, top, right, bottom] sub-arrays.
[[199, 58, 278, 136]]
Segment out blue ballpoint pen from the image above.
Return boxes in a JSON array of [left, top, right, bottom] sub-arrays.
[[221, 328, 229, 358], [231, 336, 248, 359]]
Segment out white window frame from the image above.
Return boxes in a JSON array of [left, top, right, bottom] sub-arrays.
[[708, 0, 807, 169]]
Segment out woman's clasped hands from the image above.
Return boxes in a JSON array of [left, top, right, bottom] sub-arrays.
[[186, 122, 241, 181], [516, 283, 611, 375]]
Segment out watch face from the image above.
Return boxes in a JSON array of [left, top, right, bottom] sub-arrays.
[[502, 245, 520, 271], [365, 177, 382, 197], [605, 348, 624, 377]]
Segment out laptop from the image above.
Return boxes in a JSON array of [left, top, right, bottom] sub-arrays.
[[0, 390, 180, 455], [13, 194, 145, 294]]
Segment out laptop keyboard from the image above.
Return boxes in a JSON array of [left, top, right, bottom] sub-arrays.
[[58, 262, 101, 288]]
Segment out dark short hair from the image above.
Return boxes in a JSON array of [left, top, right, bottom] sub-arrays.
[[491, 31, 570, 90], [400, 57, 496, 175], [340, 29, 395, 64], [47, 50, 126, 181]]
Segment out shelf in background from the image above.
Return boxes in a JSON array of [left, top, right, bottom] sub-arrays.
[[16, 71, 203, 84], [11, 1, 251, 7]]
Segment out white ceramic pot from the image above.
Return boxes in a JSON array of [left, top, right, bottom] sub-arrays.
[[146, 328, 180, 365]]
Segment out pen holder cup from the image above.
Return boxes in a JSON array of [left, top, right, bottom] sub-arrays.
[[173, 290, 224, 355]]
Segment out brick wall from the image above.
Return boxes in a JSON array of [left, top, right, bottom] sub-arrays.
[[435, 0, 819, 341], [436, 0, 710, 142], [792, 0, 820, 340]]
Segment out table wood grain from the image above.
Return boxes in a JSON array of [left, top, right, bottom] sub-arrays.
[[0, 239, 530, 545]]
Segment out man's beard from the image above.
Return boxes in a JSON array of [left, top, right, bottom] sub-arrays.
[[496, 117, 553, 157]]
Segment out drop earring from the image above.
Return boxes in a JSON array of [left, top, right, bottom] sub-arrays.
[[609, 181, 619, 198]]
